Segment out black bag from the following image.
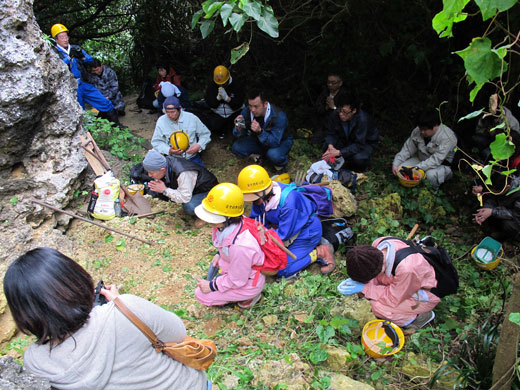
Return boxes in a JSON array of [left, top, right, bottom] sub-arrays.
[[136, 79, 156, 109], [321, 218, 356, 251], [383, 237, 459, 298]]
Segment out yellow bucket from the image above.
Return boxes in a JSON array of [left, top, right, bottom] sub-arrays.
[[471, 236, 503, 271], [361, 320, 405, 358], [397, 166, 426, 188], [127, 184, 145, 196]]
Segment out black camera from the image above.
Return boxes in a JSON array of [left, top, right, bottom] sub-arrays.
[[93, 280, 108, 307], [69, 46, 84, 59]]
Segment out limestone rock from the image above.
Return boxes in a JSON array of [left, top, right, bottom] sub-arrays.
[[252, 353, 311, 389], [0, 356, 51, 389], [400, 352, 457, 390], [330, 180, 358, 217], [329, 373, 375, 390], [329, 296, 377, 337], [0, 0, 88, 264], [0, 306, 17, 344], [217, 373, 239, 390], [324, 346, 354, 371], [262, 315, 278, 326]]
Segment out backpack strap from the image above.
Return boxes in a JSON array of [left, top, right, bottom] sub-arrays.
[[279, 183, 297, 208], [379, 237, 417, 275]]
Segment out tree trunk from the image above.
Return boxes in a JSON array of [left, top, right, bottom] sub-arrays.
[[492, 273, 520, 389]]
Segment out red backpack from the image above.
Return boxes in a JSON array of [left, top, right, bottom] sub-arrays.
[[232, 217, 287, 285]]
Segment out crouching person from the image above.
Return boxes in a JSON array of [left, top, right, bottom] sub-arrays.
[[195, 183, 265, 309], [143, 150, 218, 226], [339, 237, 440, 331], [237, 165, 335, 278]]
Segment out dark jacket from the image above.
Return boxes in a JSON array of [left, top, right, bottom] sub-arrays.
[[164, 156, 218, 194], [324, 109, 379, 157], [205, 79, 245, 114], [233, 104, 291, 147]]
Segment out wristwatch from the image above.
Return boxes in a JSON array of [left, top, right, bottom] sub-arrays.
[[162, 189, 168, 196]]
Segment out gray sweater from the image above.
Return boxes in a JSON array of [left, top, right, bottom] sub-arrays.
[[24, 294, 207, 390]]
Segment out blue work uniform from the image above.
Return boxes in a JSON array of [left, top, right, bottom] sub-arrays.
[[249, 182, 322, 277], [55, 44, 114, 112]]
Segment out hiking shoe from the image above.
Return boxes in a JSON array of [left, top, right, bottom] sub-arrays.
[[405, 311, 435, 331], [249, 154, 264, 165], [237, 293, 262, 309], [316, 243, 336, 275]]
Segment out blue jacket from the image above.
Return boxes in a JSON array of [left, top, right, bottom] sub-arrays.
[[55, 44, 93, 81], [233, 104, 290, 148], [249, 183, 319, 242]]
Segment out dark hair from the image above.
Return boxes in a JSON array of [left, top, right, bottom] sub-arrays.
[[91, 58, 102, 68], [156, 63, 169, 71], [247, 88, 267, 103], [335, 93, 359, 111], [417, 109, 440, 130], [3, 248, 94, 345], [227, 216, 243, 226], [346, 245, 383, 283], [327, 71, 343, 81]]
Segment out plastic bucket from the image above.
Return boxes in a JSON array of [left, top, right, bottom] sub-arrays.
[[128, 184, 145, 196], [471, 236, 503, 271]]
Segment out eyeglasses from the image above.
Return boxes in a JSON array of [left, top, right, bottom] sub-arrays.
[[339, 108, 353, 116]]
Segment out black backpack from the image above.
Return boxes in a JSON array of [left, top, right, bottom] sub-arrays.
[[136, 79, 156, 109], [321, 218, 356, 251], [381, 237, 459, 298]]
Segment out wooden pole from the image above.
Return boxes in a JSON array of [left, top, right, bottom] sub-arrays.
[[266, 231, 297, 260], [135, 210, 165, 218], [406, 224, 419, 240], [31, 199, 154, 246]]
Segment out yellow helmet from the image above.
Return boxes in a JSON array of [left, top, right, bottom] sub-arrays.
[[195, 183, 244, 223], [237, 165, 273, 202], [169, 131, 189, 151], [361, 320, 405, 358], [213, 65, 230, 85], [51, 24, 68, 38], [272, 172, 291, 184]]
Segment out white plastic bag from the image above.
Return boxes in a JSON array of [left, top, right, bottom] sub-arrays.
[[91, 171, 120, 220]]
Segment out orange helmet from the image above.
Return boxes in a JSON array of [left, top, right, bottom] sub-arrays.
[[213, 65, 230, 85]]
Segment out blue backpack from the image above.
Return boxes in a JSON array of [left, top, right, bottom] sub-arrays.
[[279, 183, 334, 217]]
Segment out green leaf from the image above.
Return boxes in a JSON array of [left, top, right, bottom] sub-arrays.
[[242, 0, 262, 20], [455, 37, 508, 85], [202, 0, 215, 13], [230, 42, 249, 64], [432, 1, 469, 38], [475, 0, 517, 21], [309, 348, 328, 364], [220, 3, 234, 26], [105, 234, 114, 243], [9, 197, 18, 206], [490, 133, 515, 160], [116, 239, 126, 251], [204, 1, 224, 18], [200, 19, 215, 38], [256, 9, 279, 38], [191, 9, 204, 29], [317, 325, 335, 344], [509, 312, 520, 327], [229, 12, 246, 32], [469, 82, 485, 102], [458, 108, 484, 122], [507, 186, 520, 195], [482, 164, 493, 184]]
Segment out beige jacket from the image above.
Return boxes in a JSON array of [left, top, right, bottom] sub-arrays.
[[393, 124, 457, 171]]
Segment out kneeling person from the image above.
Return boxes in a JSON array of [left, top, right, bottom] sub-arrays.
[[237, 165, 335, 277], [194, 183, 265, 308], [143, 150, 218, 218], [340, 237, 441, 330]]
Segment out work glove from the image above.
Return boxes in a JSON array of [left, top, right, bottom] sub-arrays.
[[218, 87, 229, 101], [337, 278, 365, 295]]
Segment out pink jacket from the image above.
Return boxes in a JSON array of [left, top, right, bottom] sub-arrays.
[[213, 224, 265, 293], [363, 237, 438, 309]]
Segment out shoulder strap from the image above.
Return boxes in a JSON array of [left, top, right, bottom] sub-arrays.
[[113, 297, 165, 351], [379, 237, 418, 275], [232, 218, 245, 245], [279, 183, 297, 208]]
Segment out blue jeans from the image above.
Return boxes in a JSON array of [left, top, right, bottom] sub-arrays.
[[189, 154, 206, 168], [77, 81, 114, 112], [183, 192, 208, 216], [207, 380, 212, 390], [232, 136, 293, 166]]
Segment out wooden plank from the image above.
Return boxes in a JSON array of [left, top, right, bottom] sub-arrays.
[[80, 134, 106, 176]]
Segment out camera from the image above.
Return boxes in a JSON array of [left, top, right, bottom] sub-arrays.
[[94, 280, 108, 307], [69, 46, 84, 59], [235, 116, 246, 129]]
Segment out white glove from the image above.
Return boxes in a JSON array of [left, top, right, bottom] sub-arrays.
[[218, 87, 229, 101]]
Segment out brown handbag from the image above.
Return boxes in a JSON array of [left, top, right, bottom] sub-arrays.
[[113, 297, 217, 371]]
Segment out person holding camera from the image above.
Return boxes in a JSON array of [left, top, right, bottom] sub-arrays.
[[51, 24, 122, 126], [3, 247, 210, 390]]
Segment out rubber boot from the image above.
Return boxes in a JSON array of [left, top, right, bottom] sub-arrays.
[[316, 242, 336, 275]]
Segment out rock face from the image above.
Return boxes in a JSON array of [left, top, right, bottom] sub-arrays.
[[0, 0, 87, 264], [0, 357, 51, 390]]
